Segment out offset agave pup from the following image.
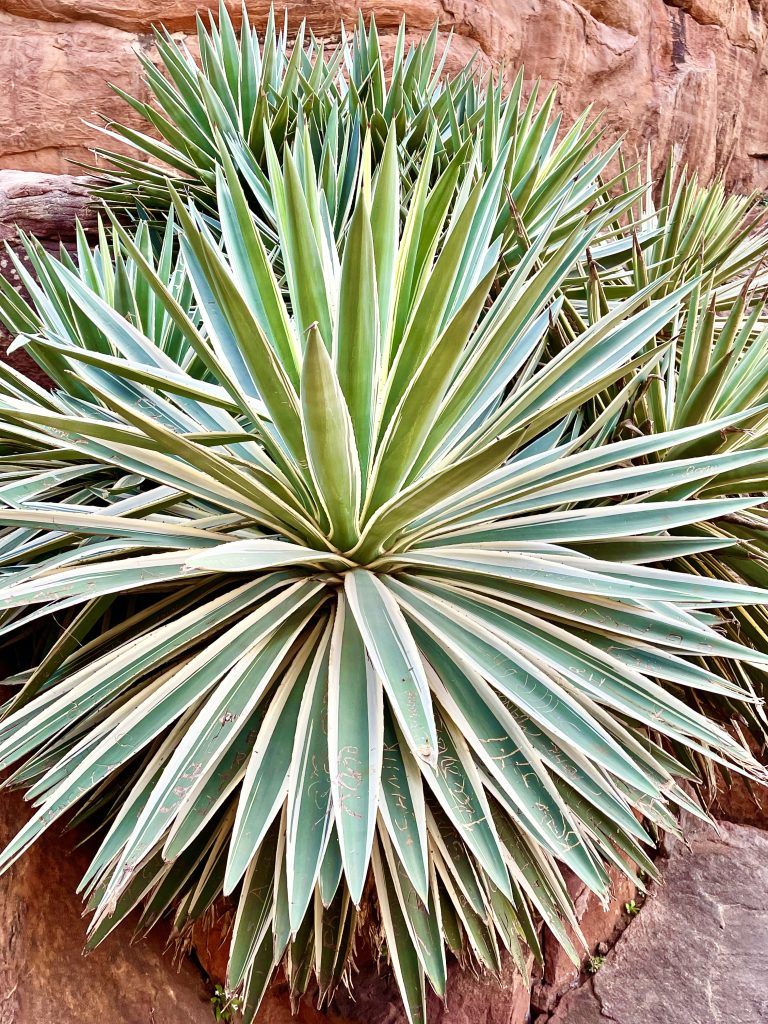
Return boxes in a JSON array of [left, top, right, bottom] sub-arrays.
[[1, 124, 768, 1024]]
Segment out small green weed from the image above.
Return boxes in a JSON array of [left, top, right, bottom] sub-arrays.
[[211, 984, 241, 1022], [586, 955, 606, 974]]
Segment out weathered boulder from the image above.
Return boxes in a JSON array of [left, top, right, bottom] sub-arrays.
[[0, 2, 768, 191], [0, 786, 215, 1024], [0, 12, 153, 175], [0, 169, 94, 244], [0, 1, 449, 34], [548, 821, 768, 1024]]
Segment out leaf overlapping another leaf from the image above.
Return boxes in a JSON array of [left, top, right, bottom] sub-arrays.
[[0, 13, 767, 1024]]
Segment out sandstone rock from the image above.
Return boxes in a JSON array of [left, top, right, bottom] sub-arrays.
[[0, 1, 450, 35], [191, 904, 234, 988], [0, 786, 215, 1024], [549, 821, 768, 1024], [0, 2, 768, 191], [666, 0, 767, 48], [0, 12, 154, 175], [531, 864, 636, 1015], [427, 954, 534, 1024], [713, 771, 768, 829], [707, 732, 768, 830]]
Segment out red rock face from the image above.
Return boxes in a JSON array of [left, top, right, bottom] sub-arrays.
[[0, 785, 216, 1024], [0, 1, 768, 190]]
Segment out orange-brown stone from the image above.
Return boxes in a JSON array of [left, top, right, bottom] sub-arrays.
[[0, 786, 215, 1024], [0, 2, 767, 191]]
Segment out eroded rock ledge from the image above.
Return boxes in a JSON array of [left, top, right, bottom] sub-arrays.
[[0, 171, 94, 244]]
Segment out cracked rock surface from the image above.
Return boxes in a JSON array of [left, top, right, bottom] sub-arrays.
[[549, 821, 768, 1024]]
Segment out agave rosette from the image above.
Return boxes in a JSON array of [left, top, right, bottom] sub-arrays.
[[604, 263, 768, 757], [1, 126, 768, 1023], [583, 152, 768, 314], [0, 216, 206, 402], [93, 2, 631, 269]]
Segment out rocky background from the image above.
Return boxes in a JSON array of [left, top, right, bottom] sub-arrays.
[[2, 1, 768, 190], [2, 2, 768, 1022]]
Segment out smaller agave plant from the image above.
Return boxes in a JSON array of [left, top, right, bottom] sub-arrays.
[[0, 127, 767, 1024], [614, 151, 768, 304], [0, 216, 197, 389], [92, 1, 626, 265], [619, 264, 768, 762]]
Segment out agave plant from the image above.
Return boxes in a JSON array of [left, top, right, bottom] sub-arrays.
[[579, 151, 768, 325], [96, 5, 768, 319], [93, 2, 631, 265], [0, 216, 204, 394], [94, 3, 467, 219], [88, 1, 695, 445], [1, 122, 768, 1023]]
